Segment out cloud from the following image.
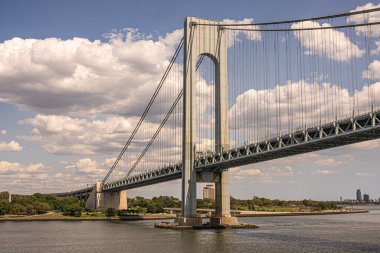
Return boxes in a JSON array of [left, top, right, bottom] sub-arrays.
[[291, 21, 364, 61], [0, 129, 6, 135], [229, 81, 380, 136], [18, 114, 136, 155], [316, 169, 338, 175], [65, 158, 107, 177], [349, 3, 380, 37], [0, 28, 182, 117], [354, 172, 373, 176], [0, 157, 113, 194], [222, 18, 261, 46], [230, 167, 263, 176], [230, 165, 295, 184], [315, 158, 346, 167], [350, 138, 380, 151], [0, 140, 23, 152], [0, 161, 45, 175], [363, 60, 380, 79], [371, 40, 380, 55]]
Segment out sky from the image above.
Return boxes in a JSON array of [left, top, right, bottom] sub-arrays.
[[0, 0, 380, 201]]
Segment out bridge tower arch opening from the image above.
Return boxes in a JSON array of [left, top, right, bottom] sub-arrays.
[[181, 17, 237, 226]]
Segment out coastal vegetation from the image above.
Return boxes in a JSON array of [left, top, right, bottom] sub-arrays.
[[230, 196, 340, 212], [0, 191, 340, 218], [122, 195, 340, 214], [0, 191, 83, 217]]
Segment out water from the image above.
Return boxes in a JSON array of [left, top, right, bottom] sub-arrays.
[[1, 206, 379, 253]]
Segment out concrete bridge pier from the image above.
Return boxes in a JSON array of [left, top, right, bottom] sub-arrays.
[[103, 190, 128, 210], [212, 171, 238, 226], [85, 182, 127, 211]]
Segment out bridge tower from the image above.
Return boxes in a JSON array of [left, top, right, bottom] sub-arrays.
[[180, 17, 238, 226]]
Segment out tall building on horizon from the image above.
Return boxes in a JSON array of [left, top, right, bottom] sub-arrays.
[[203, 184, 215, 200], [363, 194, 370, 202], [356, 189, 362, 202]]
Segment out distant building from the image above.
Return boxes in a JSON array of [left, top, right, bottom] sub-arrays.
[[340, 196, 343, 202], [8, 193, 11, 203], [203, 184, 215, 200], [356, 189, 362, 202], [363, 194, 370, 202]]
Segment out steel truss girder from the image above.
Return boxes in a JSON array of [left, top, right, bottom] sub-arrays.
[[196, 110, 380, 171], [53, 186, 93, 198], [102, 163, 182, 192], [72, 110, 380, 194]]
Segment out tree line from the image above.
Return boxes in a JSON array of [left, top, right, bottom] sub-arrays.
[[0, 191, 338, 216], [230, 196, 338, 211], [0, 192, 83, 216], [121, 195, 338, 214]]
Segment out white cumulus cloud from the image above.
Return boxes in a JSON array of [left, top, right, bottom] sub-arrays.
[[0, 29, 182, 116], [18, 114, 137, 155], [222, 18, 261, 46], [291, 21, 364, 61], [349, 2, 380, 37], [0, 140, 23, 152]]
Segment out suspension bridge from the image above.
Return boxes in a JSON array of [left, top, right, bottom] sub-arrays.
[[55, 8, 380, 226]]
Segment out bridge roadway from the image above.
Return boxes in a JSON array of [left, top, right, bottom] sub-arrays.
[[57, 110, 380, 197]]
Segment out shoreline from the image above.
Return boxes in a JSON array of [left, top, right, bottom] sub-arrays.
[[235, 209, 368, 217], [0, 209, 368, 221]]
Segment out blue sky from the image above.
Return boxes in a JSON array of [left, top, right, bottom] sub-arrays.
[[0, 0, 379, 201], [0, 0, 372, 41]]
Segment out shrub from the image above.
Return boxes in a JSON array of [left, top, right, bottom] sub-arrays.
[[106, 208, 116, 217], [63, 204, 82, 217]]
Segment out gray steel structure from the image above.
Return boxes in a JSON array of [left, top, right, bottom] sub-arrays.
[[54, 186, 93, 198], [98, 110, 380, 191]]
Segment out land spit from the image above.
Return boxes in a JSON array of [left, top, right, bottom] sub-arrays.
[[154, 221, 259, 230]]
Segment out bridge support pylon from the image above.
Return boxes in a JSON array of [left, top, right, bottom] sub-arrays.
[[85, 181, 127, 211], [181, 17, 237, 226]]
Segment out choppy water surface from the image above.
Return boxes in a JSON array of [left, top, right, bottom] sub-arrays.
[[1, 206, 379, 253]]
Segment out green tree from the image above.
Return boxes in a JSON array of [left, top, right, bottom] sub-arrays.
[[63, 204, 82, 217], [10, 204, 27, 215], [33, 202, 51, 214], [130, 196, 149, 208], [0, 200, 10, 215], [0, 192, 10, 201], [146, 202, 164, 213], [197, 198, 215, 209], [123, 207, 146, 214], [25, 204, 35, 215]]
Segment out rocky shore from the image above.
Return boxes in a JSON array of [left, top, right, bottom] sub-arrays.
[[154, 221, 259, 230]]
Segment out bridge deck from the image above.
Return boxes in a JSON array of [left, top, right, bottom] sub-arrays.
[[53, 185, 93, 198], [100, 110, 380, 192]]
